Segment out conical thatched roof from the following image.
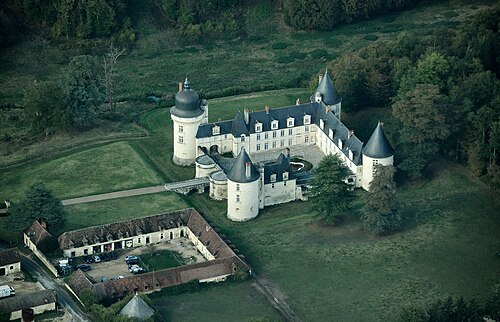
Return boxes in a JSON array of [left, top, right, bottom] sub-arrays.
[[119, 293, 155, 320]]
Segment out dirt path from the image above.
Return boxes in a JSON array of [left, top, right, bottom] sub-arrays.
[[61, 185, 166, 205]]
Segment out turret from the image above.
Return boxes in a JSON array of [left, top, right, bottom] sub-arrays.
[[226, 148, 260, 221], [361, 122, 394, 191], [170, 78, 206, 165], [312, 69, 342, 119]]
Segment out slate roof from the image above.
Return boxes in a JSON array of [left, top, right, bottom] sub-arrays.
[[23, 220, 53, 247], [119, 293, 155, 320], [170, 78, 204, 118], [314, 70, 342, 105], [65, 208, 250, 300], [362, 122, 394, 158], [263, 153, 295, 184], [58, 209, 192, 250], [226, 148, 260, 183], [0, 290, 56, 314], [0, 248, 20, 267]]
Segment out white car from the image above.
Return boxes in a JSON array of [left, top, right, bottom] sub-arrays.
[[92, 255, 101, 263], [128, 264, 141, 273]]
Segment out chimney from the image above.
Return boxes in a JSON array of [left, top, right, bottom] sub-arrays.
[[379, 121, 384, 127], [295, 98, 301, 105], [40, 220, 47, 229], [319, 74, 323, 84], [326, 105, 331, 113], [178, 82, 183, 92], [348, 130, 354, 139], [244, 108, 250, 124], [245, 161, 251, 179], [265, 105, 270, 114]]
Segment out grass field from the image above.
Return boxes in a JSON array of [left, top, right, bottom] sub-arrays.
[[150, 281, 283, 322], [141, 250, 185, 271], [0, 141, 163, 202]]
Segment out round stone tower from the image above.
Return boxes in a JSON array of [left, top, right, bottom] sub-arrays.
[[361, 122, 394, 191], [170, 79, 205, 165], [226, 148, 260, 221]]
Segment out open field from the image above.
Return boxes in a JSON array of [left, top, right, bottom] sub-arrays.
[[150, 281, 283, 322]]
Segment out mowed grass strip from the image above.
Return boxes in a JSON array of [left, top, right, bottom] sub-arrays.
[[0, 141, 164, 202], [141, 250, 185, 271], [150, 281, 283, 322]]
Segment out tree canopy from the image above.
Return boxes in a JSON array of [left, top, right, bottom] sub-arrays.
[[309, 154, 355, 224], [8, 182, 66, 230]]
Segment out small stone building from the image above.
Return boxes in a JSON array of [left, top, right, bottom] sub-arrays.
[[0, 248, 21, 276], [0, 290, 56, 321]]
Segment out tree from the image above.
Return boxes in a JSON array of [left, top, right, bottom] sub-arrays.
[[103, 45, 125, 111], [392, 84, 451, 177], [65, 55, 103, 128], [7, 182, 65, 230], [361, 165, 401, 235], [24, 80, 68, 136], [309, 154, 355, 224]]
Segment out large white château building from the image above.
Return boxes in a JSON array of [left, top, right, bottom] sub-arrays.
[[170, 71, 394, 221]]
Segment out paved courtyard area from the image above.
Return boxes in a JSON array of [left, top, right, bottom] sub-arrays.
[[251, 144, 325, 167], [86, 238, 207, 281], [0, 272, 45, 297]]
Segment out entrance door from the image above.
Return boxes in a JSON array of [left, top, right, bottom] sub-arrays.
[[0, 267, 5, 276]]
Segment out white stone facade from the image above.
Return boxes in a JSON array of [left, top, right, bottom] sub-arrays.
[[172, 113, 205, 166], [227, 179, 260, 221], [361, 154, 394, 191], [0, 262, 20, 276]]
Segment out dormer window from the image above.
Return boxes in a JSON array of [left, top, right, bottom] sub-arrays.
[[212, 125, 220, 135], [348, 149, 353, 160], [329, 129, 333, 140], [287, 117, 294, 127], [240, 134, 246, 142], [271, 120, 279, 130], [303, 114, 311, 125], [270, 174, 277, 183], [338, 138, 343, 149], [283, 171, 289, 181], [320, 119, 324, 130], [255, 122, 262, 133]]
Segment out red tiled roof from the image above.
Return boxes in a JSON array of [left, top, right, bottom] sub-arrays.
[[24, 220, 53, 247]]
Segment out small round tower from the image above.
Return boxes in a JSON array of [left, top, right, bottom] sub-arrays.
[[226, 148, 260, 221], [361, 122, 394, 191], [170, 79, 205, 165], [312, 69, 342, 119]]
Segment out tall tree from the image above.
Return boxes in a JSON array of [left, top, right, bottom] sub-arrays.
[[392, 84, 451, 177], [7, 182, 66, 230], [309, 154, 355, 224], [24, 81, 68, 136], [361, 164, 401, 235], [103, 45, 125, 111], [66, 55, 103, 128]]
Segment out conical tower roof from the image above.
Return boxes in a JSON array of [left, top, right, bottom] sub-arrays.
[[119, 293, 155, 320], [362, 122, 394, 158], [315, 70, 341, 105], [227, 148, 260, 183]]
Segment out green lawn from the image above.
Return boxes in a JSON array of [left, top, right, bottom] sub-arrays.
[[0, 141, 163, 202], [141, 250, 185, 271], [150, 281, 283, 322]]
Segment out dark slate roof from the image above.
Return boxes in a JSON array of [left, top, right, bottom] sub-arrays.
[[119, 293, 155, 320], [170, 79, 204, 118], [0, 248, 20, 266], [362, 123, 394, 158], [231, 111, 249, 136], [226, 148, 260, 183], [0, 290, 56, 313], [314, 71, 341, 105], [263, 153, 295, 184], [196, 120, 233, 139]]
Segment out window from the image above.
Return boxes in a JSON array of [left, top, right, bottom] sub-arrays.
[[329, 129, 333, 140], [303, 114, 311, 125], [283, 171, 289, 180], [289, 128, 293, 135], [264, 143, 269, 150], [284, 181, 287, 186], [212, 125, 220, 135], [178, 125, 183, 133], [236, 195, 240, 203], [160, 233, 164, 239], [320, 119, 324, 129], [305, 136, 309, 143], [271, 120, 279, 130], [280, 140, 285, 147], [178, 135, 184, 143], [338, 138, 343, 149], [272, 131, 277, 138], [257, 134, 261, 140], [255, 123, 262, 132], [281, 130, 285, 137], [289, 139, 293, 145], [10, 265, 13, 270], [236, 184, 240, 191], [270, 174, 277, 183], [241, 134, 246, 142], [71, 251, 75, 257], [84, 249, 88, 255], [305, 125, 309, 132], [264, 132, 269, 139], [373, 159, 379, 166], [272, 141, 276, 149], [138, 238, 141, 243], [287, 117, 294, 127], [271, 183, 275, 188], [256, 144, 261, 151]]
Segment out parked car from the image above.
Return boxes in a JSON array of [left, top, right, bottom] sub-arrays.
[[0, 285, 15, 298], [84, 256, 94, 264], [128, 264, 141, 273], [110, 251, 118, 260], [56, 265, 72, 276], [134, 268, 146, 275], [124, 255, 139, 262], [126, 259, 139, 265], [101, 277, 107, 282], [92, 255, 101, 263], [101, 253, 111, 261], [76, 264, 92, 272]]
